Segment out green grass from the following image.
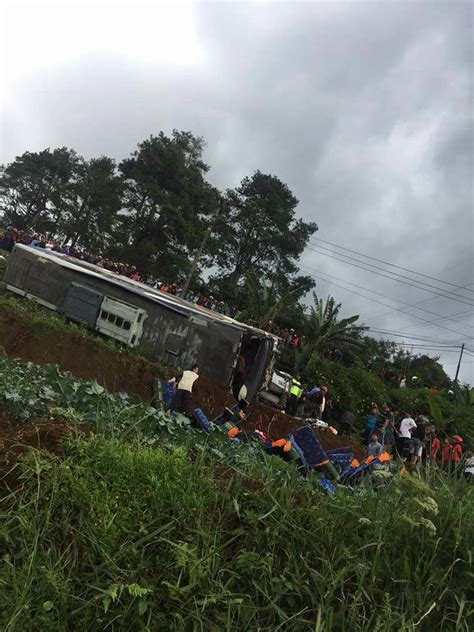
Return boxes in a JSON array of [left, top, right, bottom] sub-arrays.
[[1, 436, 472, 631], [0, 353, 473, 631]]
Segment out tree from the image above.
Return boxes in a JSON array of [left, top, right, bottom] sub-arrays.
[[63, 157, 124, 251], [0, 148, 80, 233], [304, 294, 365, 356], [406, 354, 451, 389], [113, 131, 220, 280], [211, 171, 317, 298]]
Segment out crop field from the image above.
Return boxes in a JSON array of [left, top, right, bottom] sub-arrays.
[[0, 353, 472, 631]]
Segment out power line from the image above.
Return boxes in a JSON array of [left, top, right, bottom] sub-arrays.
[[365, 285, 474, 326], [393, 346, 462, 352], [306, 244, 474, 307], [310, 237, 474, 294], [307, 243, 474, 306], [441, 360, 474, 365], [367, 328, 467, 344], [395, 309, 474, 334], [364, 299, 473, 336], [368, 327, 474, 345], [297, 264, 473, 376], [309, 270, 472, 339], [301, 264, 474, 331], [300, 264, 472, 339]]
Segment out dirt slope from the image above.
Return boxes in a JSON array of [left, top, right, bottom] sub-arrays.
[[0, 301, 364, 458]]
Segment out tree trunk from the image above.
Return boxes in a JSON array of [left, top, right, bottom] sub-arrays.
[[227, 264, 243, 290]]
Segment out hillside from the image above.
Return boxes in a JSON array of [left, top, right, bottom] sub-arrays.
[[0, 256, 473, 630], [0, 352, 472, 631]]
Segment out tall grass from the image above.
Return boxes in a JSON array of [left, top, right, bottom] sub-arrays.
[[1, 436, 472, 631]]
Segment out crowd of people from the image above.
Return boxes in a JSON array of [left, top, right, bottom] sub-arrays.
[[166, 363, 473, 481], [359, 403, 470, 474], [1, 225, 309, 328], [0, 226, 240, 316], [262, 321, 305, 348], [283, 373, 471, 477]]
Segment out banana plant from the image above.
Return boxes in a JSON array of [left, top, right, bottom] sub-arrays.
[[237, 273, 304, 329], [304, 293, 365, 356], [455, 385, 474, 408]]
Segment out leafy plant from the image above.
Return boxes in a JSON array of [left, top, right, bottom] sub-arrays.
[[0, 436, 472, 631], [304, 294, 365, 356]]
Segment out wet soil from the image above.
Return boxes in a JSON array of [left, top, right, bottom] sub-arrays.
[[0, 303, 158, 400], [0, 303, 364, 460], [0, 409, 92, 497]]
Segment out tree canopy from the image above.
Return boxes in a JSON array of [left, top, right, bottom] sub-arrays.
[[113, 131, 220, 279], [0, 133, 464, 396], [0, 133, 317, 312], [210, 171, 317, 301]]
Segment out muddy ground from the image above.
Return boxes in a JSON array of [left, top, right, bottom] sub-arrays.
[[0, 302, 364, 460], [0, 409, 92, 497]]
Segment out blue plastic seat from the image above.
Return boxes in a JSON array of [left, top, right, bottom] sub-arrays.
[[289, 426, 329, 469], [193, 408, 212, 433]]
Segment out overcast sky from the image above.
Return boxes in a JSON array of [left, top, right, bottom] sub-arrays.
[[1, 0, 473, 382]]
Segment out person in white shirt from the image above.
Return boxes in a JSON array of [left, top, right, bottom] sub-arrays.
[[464, 453, 474, 481], [398, 413, 417, 460], [171, 364, 199, 415]]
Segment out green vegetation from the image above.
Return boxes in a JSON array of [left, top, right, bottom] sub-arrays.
[[1, 134, 472, 631], [0, 353, 263, 471], [303, 294, 364, 354], [0, 354, 473, 631], [0, 136, 316, 299], [279, 351, 474, 447]]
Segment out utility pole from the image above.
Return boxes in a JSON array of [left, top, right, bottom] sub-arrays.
[[180, 200, 222, 299], [454, 343, 465, 384]]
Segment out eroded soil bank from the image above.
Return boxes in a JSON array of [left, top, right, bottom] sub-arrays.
[[0, 301, 363, 458]]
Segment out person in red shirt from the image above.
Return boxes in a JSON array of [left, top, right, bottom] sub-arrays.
[[442, 437, 453, 470], [431, 434, 441, 463], [452, 436, 463, 465], [290, 333, 301, 348], [427, 426, 441, 464]]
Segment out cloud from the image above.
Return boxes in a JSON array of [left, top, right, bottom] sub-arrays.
[[1, 0, 473, 381]]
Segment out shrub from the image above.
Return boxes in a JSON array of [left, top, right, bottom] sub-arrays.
[[304, 356, 388, 426]]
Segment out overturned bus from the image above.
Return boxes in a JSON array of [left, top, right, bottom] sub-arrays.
[[4, 244, 277, 401]]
